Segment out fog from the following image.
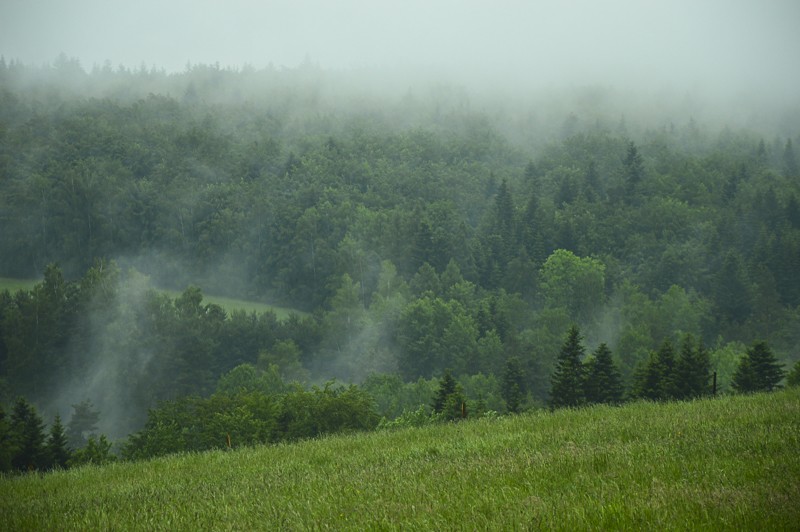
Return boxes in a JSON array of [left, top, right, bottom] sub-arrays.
[[2, 0, 799, 100]]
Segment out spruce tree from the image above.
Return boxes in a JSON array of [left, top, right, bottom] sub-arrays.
[[501, 356, 526, 413], [674, 335, 711, 400], [549, 326, 586, 408], [431, 370, 457, 414], [46, 414, 71, 470], [583, 343, 623, 405], [732, 341, 785, 393], [10, 397, 46, 472], [632, 341, 677, 401]]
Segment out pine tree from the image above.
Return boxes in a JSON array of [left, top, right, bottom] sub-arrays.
[[501, 356, 526, 413], [10, 397, 46, 472], [674, 335, 711, 400], [431, 370, 457, 413], [45, 414, 71, 470], [623, 141, 644, 205], [732, 341, 785, 393], [0, 403, 13, 473], [549, 326, 586, 408], [632, 341, 677, 401], [583, 343, 623, 405]]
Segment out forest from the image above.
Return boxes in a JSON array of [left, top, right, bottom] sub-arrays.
[[0, 57, 799, 469]]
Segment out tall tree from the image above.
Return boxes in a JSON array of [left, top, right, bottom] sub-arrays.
[[583, 343, 623, 405], [10, 397, 46, 472], [501, 356, 526, 413], [549, 326, 586, 408], [674, 335, 711, 400], [622, 141, 644, 204], [45, 413, 71, 470], [731, 341, 785, 393]]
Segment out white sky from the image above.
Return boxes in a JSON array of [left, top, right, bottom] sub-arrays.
[[1, 0, 798, 96]]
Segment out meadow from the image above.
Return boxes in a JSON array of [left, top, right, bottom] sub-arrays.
[[0, 277, 303, 320], [2, 388, 798, 530]]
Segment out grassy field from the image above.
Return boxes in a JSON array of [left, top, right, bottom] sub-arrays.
[[2, 389, 798, 530], [0, 277, 39, 293], [0, 277, 303, 319], [160, 289, 305, 320]]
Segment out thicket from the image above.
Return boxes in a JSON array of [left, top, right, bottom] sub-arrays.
[[0, 59, 799, 464]]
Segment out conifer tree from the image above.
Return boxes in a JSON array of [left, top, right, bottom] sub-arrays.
[[732, 341, 785, 393], [0, 403, 13, 473], [674, 335, 711, 400], [501, 356, 526, 413], [583, 343, 623, 405], [632, 341, 677, 401], [10, 397, 46, 472], [45, 413, 71, 470], [431, 370, 457, 414], [549, 326, 586, 408]]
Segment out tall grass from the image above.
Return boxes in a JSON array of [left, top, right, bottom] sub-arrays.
[[0, 277, 39, 293], [2, 388, 798, 530]]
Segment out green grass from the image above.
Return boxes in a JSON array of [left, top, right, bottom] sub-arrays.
[[0, 277, 304, 319], [0, 277, 39, 293], [161, 289, 306, 320], [3, 389, 799, 530]]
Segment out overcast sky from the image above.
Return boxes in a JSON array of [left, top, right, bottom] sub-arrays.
[[1, 0, 798, 96]]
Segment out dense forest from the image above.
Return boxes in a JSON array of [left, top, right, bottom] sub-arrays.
[[1, 57, 799, 467]]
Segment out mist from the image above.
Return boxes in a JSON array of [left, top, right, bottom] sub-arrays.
[[2, 0, 799, 101]]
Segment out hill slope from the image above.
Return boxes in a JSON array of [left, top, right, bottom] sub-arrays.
[[2, 389, 798, 530]]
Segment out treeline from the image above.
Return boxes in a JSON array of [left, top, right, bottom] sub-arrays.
[[3, 327, 797, 470]]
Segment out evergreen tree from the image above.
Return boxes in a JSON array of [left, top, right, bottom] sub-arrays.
[[431, 370, 466, 420], [632, 341, 677, 401], [623, 141, 644, 204], [501, 356, 526, 413], [0, 403, 13, 472], [431, 370, 457, 413], [9, 397, 46, 472], [66, 399, 100, 450], [583, 343, 623, 405], [674, 335, 711, 400], [549, 326, 586, 408], [45, 413, 71, 470], [732, 341, 785, 393]]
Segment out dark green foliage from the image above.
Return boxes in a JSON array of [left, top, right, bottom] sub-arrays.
[[583, 343, 623, 405], [501, 356, 526, 413], [549, 326, 586, 408], [69, 435, 115, 467], [431, 370, 458, 414], [622, 141, 644, 204], [0, 403, 11, 472], [0, 61, 799, 456], [732, 341, 785, 393], [632, 341, 677, 401], [45, 414, 71, 470], [123, 382, 379, 460], [9, 397, 46, 472], [674, 335, 711, 400]]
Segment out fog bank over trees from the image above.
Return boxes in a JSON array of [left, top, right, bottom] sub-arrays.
[[2, 0, 799, 100]]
